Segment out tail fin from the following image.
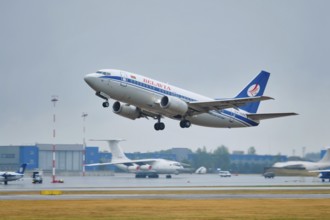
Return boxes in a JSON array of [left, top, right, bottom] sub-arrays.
[[17, 163, 27, 174], [319, 148, 330, 163], [106, 140, 130, 163], [236, 71, 270, 113]]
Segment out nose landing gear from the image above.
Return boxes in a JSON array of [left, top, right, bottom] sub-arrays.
[[96, 92, 110, 108], [102, 101, 109, 108]]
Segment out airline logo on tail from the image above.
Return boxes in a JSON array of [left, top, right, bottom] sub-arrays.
[[247, 84, 260, 97]]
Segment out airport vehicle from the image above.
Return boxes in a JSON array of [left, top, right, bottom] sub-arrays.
[[219, 171, 231, 177], [86, 140, 185, 178], [263, 171, 275, 178], [272, 148, 330, 170], [84, 69, 297, 131], [0, 164, 27, 185], [32, 171, 43, 184]]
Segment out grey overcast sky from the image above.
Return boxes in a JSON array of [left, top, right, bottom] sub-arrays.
[[1, 0, 329, 156]]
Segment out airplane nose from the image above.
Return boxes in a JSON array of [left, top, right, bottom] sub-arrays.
[[84, 73, 97, 87], [84, 73, 93, 83]]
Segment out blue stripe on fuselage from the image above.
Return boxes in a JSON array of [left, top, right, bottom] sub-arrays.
[[100, 75, 259, 127], [222, 110, 259, 127]]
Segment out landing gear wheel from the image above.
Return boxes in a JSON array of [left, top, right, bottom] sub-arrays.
[[135, 173, 147, 178], [154, 122, 165, 131], [166, 174, 172, 179], [180, 120, 191, 128], [102, 101, 109, 108], [148, 173, 159, 178]]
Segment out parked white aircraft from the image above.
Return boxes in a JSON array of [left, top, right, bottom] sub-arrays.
[[84, 69, 297, 130], [272, 148, 330, 171], [0, 164, 27, 185], [85, 140, 185, 178]]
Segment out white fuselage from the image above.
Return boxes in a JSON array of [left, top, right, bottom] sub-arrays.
[[84, 69, 259, 128], [0, 172, 24, 182], [272, 161, 330, 171], [273, 148, 330, 171], [115, 159, 184, 175]]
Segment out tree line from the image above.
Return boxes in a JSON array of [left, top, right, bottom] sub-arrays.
[[185, 145, 281, 174]]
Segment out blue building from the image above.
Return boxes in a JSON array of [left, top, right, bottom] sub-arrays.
[[19, 146, 38, 169]]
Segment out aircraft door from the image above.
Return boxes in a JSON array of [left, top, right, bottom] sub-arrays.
[[120, 72, 128, 87]]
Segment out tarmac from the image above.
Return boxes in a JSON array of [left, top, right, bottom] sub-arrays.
[[1, 173, 330, 200]]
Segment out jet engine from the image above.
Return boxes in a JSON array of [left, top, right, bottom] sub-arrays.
[[160, 96, 188, 116], [136, 164, 152, 171], [112, 101, 141, 120]]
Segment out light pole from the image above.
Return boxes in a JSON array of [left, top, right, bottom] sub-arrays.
[[82, 112, 88, 176], [51, 95, 58, 183]]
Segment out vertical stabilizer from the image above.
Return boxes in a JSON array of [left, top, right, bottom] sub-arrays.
[[106, 140, 130, 162], [236, 71, 270, 113], [319, 148, 330, 163], [17, 163, 27, 174]]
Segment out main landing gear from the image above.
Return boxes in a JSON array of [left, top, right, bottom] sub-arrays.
[[154, 117, 191, 131], [154, 116, 165, 131]]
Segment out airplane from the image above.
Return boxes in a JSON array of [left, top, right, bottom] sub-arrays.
[[84, 69, 297, 131], [85, 140, 185, 178], [309, 169, 330, 182], [0, 163, 27, 185], [272, 148, 330, 171]]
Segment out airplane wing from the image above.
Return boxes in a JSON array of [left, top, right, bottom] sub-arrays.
[[309, 169, 330, 173], [140, 109, 161, 119], [85, 161, 133, 166], [187, 96, 273, 113], [246, 112, 298, 120], [85, 159, 159, 167], [1, 172, 16, 177]]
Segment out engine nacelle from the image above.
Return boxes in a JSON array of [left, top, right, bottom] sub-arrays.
[[112, 101, 141, 120], [136, 164, 152, 171], [160, 96, 188, 116]]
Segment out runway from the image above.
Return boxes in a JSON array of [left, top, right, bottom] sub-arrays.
[[1, 173, 330, 200]]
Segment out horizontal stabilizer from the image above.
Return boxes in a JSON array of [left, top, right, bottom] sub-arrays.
[[247, 112, 298, 120]]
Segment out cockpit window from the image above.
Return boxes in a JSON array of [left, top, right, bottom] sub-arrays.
[[96, 71, 111, 75]]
